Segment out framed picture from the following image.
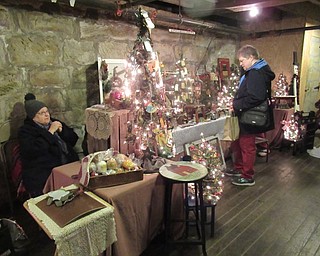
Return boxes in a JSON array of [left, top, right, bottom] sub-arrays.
[[98, 57, 127, 104], [184, 135, 226, 170], [218, 58, 230, 79]]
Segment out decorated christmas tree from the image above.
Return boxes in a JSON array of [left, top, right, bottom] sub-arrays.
[[173, 56, 195, 105], [163, 56, 196, 114], [217, 64, 240, 109], [123, 9, 173, 160], [281, 112, 306, 141], [274, 73, 289, 96], [187, 133, 224, 204]]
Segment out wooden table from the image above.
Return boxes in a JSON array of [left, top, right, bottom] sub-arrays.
[[43, 162, 184, 256]]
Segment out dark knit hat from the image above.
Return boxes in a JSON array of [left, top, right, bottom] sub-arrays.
[[25, 99, 47, 119], [24, 93, 36, 102]]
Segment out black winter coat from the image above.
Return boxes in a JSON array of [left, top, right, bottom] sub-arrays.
[[233, 61, 275, 134], [18, 118, 79, 195]]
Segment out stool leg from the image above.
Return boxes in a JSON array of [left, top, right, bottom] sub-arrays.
[[194, 182, 201, 239], [198, 181, 207, 256], [164, 180, 173, 244], [210, 205, 215, 238], [293, 142, 297, 155], [185, 183, 190, 238]]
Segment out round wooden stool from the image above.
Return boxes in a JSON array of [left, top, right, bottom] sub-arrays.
[[159, 161, 208, 256]]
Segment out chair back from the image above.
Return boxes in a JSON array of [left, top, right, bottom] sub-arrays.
[[0, 138, 25, 213]]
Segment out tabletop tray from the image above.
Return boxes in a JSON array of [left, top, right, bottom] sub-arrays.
[[88, 170, 143, 190]]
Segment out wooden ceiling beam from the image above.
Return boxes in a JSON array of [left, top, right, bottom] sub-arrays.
[[118, 0, 157, 9], [213, 0, 307, 12], [277, 2, 320, 21]]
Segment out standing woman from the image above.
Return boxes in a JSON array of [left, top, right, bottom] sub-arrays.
[[226, 45, 275, 186], [18, 97, 79, 196]]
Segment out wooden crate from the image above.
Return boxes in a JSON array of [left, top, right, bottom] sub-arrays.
[[85, 106, 135, 155], [109, 109, 135, 154]]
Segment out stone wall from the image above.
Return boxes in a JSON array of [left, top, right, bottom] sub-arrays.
[[0, 2, 238, 150]]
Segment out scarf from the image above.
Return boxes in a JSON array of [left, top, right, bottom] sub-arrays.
[[37, 121, 69, 164]]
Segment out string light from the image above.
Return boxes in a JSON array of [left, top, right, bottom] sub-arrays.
[[187, 133, 225, 204], [281, 114, 301, 141], [249, 6, 259, 17]]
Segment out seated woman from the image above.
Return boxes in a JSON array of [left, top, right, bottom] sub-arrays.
[[18, 98, 79, 197]]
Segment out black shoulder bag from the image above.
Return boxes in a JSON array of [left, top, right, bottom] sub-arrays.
[[239, 99, 269, 126]]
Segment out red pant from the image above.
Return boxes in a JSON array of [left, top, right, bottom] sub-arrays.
[[231, 134, 256, 179]]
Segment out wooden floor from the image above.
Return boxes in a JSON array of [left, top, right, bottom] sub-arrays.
[[2, 147, 320, 256], [143, 148, 320, 256]]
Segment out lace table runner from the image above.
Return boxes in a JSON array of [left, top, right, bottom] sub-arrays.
[[27, 187, 117, 256]]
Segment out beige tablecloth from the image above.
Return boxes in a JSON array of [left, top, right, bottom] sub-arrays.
[[43, 161, 81, 193]]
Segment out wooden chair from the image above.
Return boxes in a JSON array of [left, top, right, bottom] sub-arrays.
[[255, 136, 269, 162], [0, 137, 29, 214], [0, 219, 15, 255], [0, 121, 14, 214]]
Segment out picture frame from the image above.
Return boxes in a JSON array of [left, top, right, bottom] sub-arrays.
[[184, 135, 226, 170], [218, 58, 230, 79], [97, 57, 127, 104]]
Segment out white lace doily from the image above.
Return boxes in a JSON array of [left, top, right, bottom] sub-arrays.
[[85, 106, 114, 140]]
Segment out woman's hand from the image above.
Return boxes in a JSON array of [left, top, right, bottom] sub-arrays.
[[49, 121, 63, 134]]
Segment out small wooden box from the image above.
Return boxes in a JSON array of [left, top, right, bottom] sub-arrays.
[[88, 170, 143, 190]]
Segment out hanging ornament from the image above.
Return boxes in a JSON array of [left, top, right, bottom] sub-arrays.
[[146, 103, 157, 113]]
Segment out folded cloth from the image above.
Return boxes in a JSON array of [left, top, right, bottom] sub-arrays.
[[307, 147, 320, 158]]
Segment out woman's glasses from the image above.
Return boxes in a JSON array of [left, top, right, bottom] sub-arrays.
[[37, 109, 50, 116]]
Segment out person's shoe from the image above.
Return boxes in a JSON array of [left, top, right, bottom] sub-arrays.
[[225, 169, 242, 177], [258, 149, 270, 157], [232, 177, 255, 186]]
